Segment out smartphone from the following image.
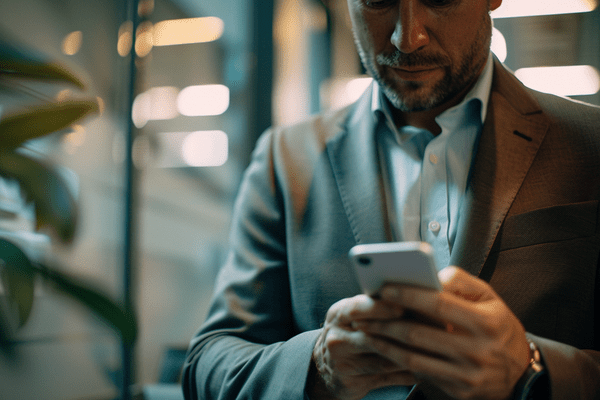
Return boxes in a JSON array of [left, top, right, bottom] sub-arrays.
[[349, 241, 441, 295]]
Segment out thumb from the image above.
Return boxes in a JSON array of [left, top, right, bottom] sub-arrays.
[[438, 266, 496, 302]]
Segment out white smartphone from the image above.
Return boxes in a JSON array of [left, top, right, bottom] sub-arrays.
[[349, 241, 441, 295]]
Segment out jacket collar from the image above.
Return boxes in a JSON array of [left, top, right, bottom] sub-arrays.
[[448, 58, 550, 275], [326, 83, 394, 245], [327, 57, 550, 276]]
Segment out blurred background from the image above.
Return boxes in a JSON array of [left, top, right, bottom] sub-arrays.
[[0, 0, 598, 399]]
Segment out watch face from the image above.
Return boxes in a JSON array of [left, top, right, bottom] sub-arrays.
[[522, 340, 549, 399]]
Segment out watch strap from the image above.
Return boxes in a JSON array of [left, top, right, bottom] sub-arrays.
[[513, 339, 549, 400]]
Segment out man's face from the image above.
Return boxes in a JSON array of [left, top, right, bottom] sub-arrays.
[[348, 0, 502, 112]]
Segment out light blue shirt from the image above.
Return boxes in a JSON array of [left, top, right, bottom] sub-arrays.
[[375, 55, 494, 272]]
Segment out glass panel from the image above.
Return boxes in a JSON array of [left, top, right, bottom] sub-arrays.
[[0, 1, 133, 398]]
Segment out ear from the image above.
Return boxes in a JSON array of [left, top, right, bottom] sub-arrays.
[[490, 0, 502, 12]]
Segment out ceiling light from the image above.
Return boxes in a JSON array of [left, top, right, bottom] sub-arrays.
[[515, 65, 600, 96], [177, 84, 230, 116], [153, 17, 224, 46], [492, 0, 597, 18]]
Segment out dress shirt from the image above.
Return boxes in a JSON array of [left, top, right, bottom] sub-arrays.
[[375, 54, 494, 271]]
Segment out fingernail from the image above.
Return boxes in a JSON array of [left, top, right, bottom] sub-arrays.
[[438, 266, 457, 283]]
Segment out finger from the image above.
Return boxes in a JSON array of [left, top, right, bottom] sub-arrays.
[[438, 266, 497, 302], [409, 354, 520, 400], [380, 274, 506, 335], [320, 328, 412, 376], [355, 319, 471, 362], [367, 334, 458, 377], [327, 295, 405, 327]]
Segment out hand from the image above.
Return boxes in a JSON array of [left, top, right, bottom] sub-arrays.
[[358, 266, 531, 400], [309, 294, 418, 400]]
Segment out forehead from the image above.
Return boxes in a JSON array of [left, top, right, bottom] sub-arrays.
[[346, 0, 494, 28], [346, 0, 492, 13]]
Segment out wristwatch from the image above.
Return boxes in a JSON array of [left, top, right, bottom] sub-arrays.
[[514, 339, 549, 400]]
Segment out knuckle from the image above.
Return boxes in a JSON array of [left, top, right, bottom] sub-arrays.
[[404, 324, 422, 345], [324, 330, 345, 349], [433, 294, 448, 316], [486, 313, 503, 332]]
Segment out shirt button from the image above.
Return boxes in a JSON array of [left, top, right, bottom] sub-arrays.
[[428, 221, 441, 233], [429, 154, 438, 164]]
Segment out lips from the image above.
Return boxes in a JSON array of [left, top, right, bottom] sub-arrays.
[[390, 66, 443, 81]]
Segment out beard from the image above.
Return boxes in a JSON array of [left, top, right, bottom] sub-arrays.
[[354, 14, 492, 113]]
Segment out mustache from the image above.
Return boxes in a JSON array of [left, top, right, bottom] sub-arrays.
[[376, 50, 450, 68]]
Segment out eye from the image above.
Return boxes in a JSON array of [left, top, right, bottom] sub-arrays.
[[422, 0, 456, 7], [364, 0, 397, 9]]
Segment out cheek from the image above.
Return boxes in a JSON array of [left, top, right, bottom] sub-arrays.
[[350, 9, 395, 54], [434, 12, 489, 57]]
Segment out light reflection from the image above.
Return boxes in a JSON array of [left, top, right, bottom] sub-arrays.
[[96, 96, 105, 115], [118, 21, 133, 57], [515, 65, 600, 96], [56, 89, 72, 102], [177, 84, 230, 116], [321, 76, 373, 111], [62, 124, 86, 154], [138, 0, 154, 17], [491, 28, 507, 63], [153, 17, 224, 46], [62, 31, 83, 56], [181, 130, 228, 167], [135, 21, 154, 57], [492, 0, 597, 18], [131, 84, 231, 126], [132, 86, 179, 128]]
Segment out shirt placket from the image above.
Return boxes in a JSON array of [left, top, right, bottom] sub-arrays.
[[421, 133, 451, 270]]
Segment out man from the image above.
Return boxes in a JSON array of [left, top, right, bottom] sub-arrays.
[[183, 0, 600, 398]]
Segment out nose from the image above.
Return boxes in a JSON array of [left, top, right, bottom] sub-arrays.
[[390, 0, 430, 53]]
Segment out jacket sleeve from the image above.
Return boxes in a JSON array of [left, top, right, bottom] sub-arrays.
[[182, 130, 321, 400], [529, 334, 600, 400]]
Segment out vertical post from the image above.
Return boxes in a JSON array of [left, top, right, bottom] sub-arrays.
[[246, 0, 274, 161], [122, 0, 140, 398]]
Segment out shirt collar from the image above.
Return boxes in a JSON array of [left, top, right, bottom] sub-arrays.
[[371, 53, 494, 130]]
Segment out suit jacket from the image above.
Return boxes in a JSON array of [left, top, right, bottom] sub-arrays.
[[183, 59, 600, 400]]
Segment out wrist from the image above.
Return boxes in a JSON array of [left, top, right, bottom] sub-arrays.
[[512, 339, 550, 400], [306, 355, 337, 400]]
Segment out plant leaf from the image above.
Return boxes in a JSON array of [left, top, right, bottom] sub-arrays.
[[35, 264, 138, 345], [0, 239, 35, 328], [0, 151, 78, 243], [0, 38, 85, 89], [0, 100, 99, 150]]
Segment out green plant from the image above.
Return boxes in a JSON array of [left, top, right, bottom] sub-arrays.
[[0, 39, 137, 355]]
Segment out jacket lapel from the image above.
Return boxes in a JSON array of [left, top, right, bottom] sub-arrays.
[[327, 60, 551, 278], [327, 84, 393, 245], [449, 59, 550, 276]]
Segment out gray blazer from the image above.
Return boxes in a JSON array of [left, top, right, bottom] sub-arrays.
[[183, 59, 600, 400]]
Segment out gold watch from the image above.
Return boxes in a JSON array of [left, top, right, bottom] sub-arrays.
[[514, 339, 548, 400]]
